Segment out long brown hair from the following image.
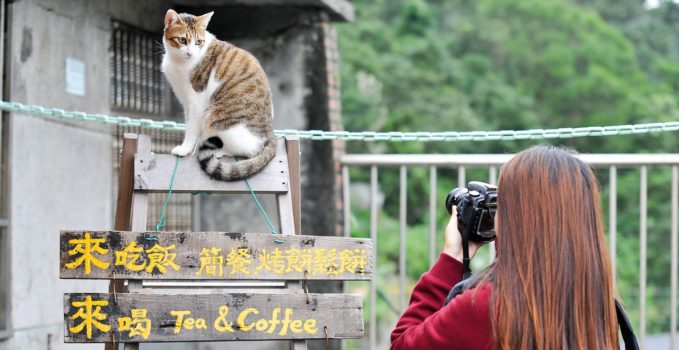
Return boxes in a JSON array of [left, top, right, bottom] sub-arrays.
[[489, 146, 618, 349]]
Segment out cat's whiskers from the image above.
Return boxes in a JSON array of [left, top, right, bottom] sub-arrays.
[[154, 41, 166, 56]]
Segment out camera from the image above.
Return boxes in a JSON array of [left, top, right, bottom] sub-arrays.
[[445, 181, 498, 242]]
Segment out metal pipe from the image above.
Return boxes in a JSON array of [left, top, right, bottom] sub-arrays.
[[342, 165, 351, 298], [429, 165, 437, 268], [399, 166, 407, 311], [489, 166, 497, 185], [458, 166, 466, 188], [0, 0, 5, 101], [488, 167, 497, 260], [342, 165, 351, 239], [369, 166, 378, 350], [609, 166, 617, 277], [640, 166, 647, 350], [671, 165, 678, 350], [342, 154, 679, 167]]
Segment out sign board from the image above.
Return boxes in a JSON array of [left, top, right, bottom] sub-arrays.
[[60, 231, 373, 280], [64, 292, 364, 343]]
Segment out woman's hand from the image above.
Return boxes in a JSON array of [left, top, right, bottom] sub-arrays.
[[443, 207, 483, 262]]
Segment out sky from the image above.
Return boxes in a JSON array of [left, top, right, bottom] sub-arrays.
[[645, 0, 679, 8]]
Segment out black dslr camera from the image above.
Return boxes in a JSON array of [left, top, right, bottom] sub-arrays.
[[443, 181, 498, 305], [445, 181, 498, 242]]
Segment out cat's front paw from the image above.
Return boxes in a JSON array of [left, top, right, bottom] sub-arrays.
[[171, 145, 193, 157]]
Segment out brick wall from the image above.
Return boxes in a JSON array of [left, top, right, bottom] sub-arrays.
[[321, 18, 346, 238]]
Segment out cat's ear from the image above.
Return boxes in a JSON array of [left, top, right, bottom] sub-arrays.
[[196, 11, 214, 29], [164, 9, 181, 28]]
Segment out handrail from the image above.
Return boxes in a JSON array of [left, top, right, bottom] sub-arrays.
[[342, 153, 679, 167]]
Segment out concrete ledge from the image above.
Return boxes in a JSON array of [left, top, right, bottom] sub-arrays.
[[173, 0, 355, 22]]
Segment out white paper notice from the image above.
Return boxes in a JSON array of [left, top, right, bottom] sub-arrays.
[[65, 57, 85, 96]]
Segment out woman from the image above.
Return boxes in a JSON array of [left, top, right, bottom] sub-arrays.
[[391, 146, 619, 349]]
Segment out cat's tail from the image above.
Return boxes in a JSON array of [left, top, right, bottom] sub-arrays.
[[196, 135, 277, 181]]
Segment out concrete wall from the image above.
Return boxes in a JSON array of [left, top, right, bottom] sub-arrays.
[[0, 0, 167, 349]]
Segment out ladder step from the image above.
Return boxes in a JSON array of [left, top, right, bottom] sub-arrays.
[[135, 137, 290, 193]]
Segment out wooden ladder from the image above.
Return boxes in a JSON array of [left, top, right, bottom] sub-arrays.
[[109, 133, 306, 350]]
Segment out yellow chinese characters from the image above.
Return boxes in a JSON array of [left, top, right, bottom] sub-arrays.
[[338, 249, 367, 274], [226, 248, 254, 274], [256, 248, 286, 274], [254, 248, 368, 276], [65, 232, 110, 275], [200, 247, 369, 276], [146, 243, 180, 273], [196, 247, 224, 277], [108, 242, 367, 277], [313, 248, 340, 276], [118, 308, 152, 339], [114, 241, 146, 271], [69, 295, 111, 339], [283, 248, 313, 273], [114, 242, 180, 274]]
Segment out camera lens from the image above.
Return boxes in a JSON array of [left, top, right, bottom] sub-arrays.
[[445, 188, 468, 214]]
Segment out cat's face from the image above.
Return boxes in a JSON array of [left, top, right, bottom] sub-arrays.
[[163, 10, 213, 61]]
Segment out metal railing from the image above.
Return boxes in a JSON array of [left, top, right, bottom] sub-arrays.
[[341, 153, 679, 350]]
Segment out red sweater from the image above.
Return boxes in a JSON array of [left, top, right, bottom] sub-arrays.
[[391, 253, 493, 350]]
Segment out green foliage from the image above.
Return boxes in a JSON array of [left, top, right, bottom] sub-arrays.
[[338, 0, 679, 338]]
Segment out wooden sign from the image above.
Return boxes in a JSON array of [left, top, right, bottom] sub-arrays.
[[63, 292, 364, 343], [60, 231, 373, 280]]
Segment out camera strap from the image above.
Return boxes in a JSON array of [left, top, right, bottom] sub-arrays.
[[460, 227, 473, 279], [443, 228, 473, 306], [616, 299, 639, 350]]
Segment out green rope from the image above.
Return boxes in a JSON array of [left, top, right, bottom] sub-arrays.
[[235, 156, 285, 243], [156, 156, 180, 232], [3, 100, 679, 142], [149, 154, 282, 241], [245, 177, 285, 243]]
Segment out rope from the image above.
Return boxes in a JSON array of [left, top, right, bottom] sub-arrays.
[[244, 177, 282, 241], [156, 156, 180, 231], [2, 100, 679, 142], [235, 156, 285, 243], [139, 153, 282, 240]]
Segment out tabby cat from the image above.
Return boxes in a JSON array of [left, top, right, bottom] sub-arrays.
[[162, 9, 276, 180]]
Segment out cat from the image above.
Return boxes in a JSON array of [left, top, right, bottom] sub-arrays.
[[161, 9, 276, 181]]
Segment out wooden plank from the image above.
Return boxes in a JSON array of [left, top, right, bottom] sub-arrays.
[[285, 137, 301, 235], [124, 134, 151, 350], [282, 136, 306, 350], [114, 134, 138, 230], [135, 137, 290, 194], [107, 133, 138, 350], [60, 231, 373, 281], [277, 192, 296, 236], [63, 293, 364, 343]]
